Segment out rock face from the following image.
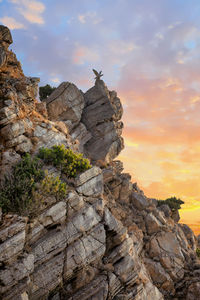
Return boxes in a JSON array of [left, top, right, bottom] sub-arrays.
[[0, 26, 199, 300], [45, 77, 124, 163], [82, 79, 124, 163]]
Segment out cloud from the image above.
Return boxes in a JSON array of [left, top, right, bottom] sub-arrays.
[[0, 16, 25, 29], [72, 45, 99, 65], [9, 0, 45, 24], [78, 12, 102, 25]]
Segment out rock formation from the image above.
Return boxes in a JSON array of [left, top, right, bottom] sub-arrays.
[[0, 26, 199, 300]]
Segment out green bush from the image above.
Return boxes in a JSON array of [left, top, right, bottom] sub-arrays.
[[38, 144, 91, 178], [0, 154, 67, 216], [157, 196, 184, 211], [39, 84, 56, 101], [196, 248, 200, 258], [0, 154, 44, 215], [39, 170, 67, 200]]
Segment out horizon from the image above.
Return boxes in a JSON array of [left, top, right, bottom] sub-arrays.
[[0, 0, 200, 235]]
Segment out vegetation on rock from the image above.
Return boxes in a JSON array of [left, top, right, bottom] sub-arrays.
[[39, 84, 56, 101], [157, 196, 184, 211], [38, 144, 91, 178], [0, 153, 67, 216]]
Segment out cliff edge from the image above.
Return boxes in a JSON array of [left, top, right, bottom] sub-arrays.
[[0, 25, 199, 300]]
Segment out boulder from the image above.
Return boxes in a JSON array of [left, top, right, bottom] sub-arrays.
[[45, 82, 85, 131]]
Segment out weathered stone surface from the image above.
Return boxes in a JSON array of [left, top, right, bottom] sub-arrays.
[[65, 205, 101, 244], [0, 254, 34, 293], [30, 252, 64, 300], [45, 82, 84, 130], [158, 204, 171, 218], [34, 125, 70, 150], [0, 230, 25, 263], [132, 191, 151, 210], [6, 134, 29, 148], [76, 167, 103, 196], [104, 208, 127, 248], [144, 258, 174, 294], [38, 201, 66, 227], [15, 138, 33, 153], [179, 223, 196, 251], [0, 216, 26, 263], [64, 224, 106, 280], [71, 122, 91, 151], [148, 231, 185, 280], [0, 46, 7, 68], [1, 120, 25, 140], [0, 25, 13, 46], [68, 275, 108, 300], [145, 213, 163, 235], [82, 80, 124, 163], [32, 228, 67, 265], [66, 190, 84, 217], [75, 166, 101, 186]]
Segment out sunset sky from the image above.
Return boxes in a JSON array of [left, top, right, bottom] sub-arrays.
[[0, 0, 200, 234]]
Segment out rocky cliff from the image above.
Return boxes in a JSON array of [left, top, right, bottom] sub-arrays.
[[0, 25, 199, 300]]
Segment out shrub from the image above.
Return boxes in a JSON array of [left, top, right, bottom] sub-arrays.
[[39, 170, 67, 200], [0, 154, 44, 215], [0, 154, 67, 216], [38, 144, 91, 178], [157, 196, 184, 212], [196, 248, 200, 258], [39, 84, 56, 101]]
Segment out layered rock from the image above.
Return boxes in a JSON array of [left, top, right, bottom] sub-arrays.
[[82, 79, 124, 163], [44, 75, 124, 163], [0, 26, 199, 300]]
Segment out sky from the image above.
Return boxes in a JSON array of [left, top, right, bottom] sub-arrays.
[[0, 0, 200, 235]]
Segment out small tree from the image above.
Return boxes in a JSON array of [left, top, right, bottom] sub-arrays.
[[157, 196, 184, 212], [39, 84, 56, 101]]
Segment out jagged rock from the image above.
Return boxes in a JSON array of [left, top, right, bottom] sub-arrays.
[[68, 275, 108, 300], [0, 47, 7, 68], [66, 190, 84, 217], [0, 253, 34, 293], [45, 82, 85, 130], [64, 224, 106, 280], [132, 191, 152, 210], [82, 80, 124, 163], [145, 213, 163, 234], [38, 201, 66, 227], [179, 224, 196, 251], [32, 228, 67, 265], [30, 252, 64, 300], [71, 122, 91, 151], [0, 25, 13, 47], [0, 224, 26, 263], [0, 25, 199, 300], [158, 204, 171, 218], [144, 258, 175, 295], [1, 120, 25, 140], [148, 231, 185, 280], [65, 205, 101, 244], [75, 166, 103, 196]]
